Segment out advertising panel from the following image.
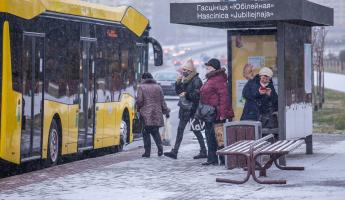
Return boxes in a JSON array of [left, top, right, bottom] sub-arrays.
[[231, 34, 277, 120]]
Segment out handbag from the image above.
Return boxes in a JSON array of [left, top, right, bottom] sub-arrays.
[[178, 96, 193, 110], [189, 118, 205, 131], [195, 103, 216, 122]]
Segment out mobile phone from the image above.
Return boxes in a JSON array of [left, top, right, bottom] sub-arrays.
[[260, 86, 267, 91]]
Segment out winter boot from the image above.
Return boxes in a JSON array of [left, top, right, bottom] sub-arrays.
[[193, 150, 207, 159], [158, 146, 163, 157], [164, 149, 177, 159], [142, 153, 150, 158]]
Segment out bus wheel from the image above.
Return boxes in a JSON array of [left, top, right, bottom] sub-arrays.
[[119, 118, 128, 152], [47, 120, 60, 166]]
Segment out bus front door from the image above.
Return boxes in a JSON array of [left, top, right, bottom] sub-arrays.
[[77, 39, 96, 150], [21, 33, 45, 161]]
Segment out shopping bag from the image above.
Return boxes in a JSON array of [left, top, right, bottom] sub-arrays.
[[214, 123, 224, 147], [161, 117, 172, 146], [132, 113, 144, 134]]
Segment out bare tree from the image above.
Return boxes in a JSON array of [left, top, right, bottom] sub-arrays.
[[312, 27, 328, 110], [340, 50, 345, 72]]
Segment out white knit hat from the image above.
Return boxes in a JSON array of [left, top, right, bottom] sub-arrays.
[[259, 67, 273, 78], [182, 58, 196, 72]]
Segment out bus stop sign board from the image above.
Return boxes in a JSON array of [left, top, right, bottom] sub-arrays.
[[170, 0, 333, 28]]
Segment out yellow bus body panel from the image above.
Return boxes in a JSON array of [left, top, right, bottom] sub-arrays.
[[0, 0, 148, 37], [94, 94, 135, 149], [102, 102, 118, 147], [67, 104, 78, 153], [42, 101, 70, 158], [121, 7, 149, 37], [0, 21, 22, 164], [94, 103, 104, 149], [0, 0, 46, 20]]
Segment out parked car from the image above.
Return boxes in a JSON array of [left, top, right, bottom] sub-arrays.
[[153, 70, 179, 96]]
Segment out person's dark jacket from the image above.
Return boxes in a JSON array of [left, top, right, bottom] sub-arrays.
[[240, 74, 278, 121], [136, 78, 170, 127], [175, 74, 202, 119], [200, 68, 234, 120]]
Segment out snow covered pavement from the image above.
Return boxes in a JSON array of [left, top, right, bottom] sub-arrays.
[[1, 132, 345, 200]]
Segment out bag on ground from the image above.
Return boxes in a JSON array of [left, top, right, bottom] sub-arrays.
[[214, 123, 224, 147]]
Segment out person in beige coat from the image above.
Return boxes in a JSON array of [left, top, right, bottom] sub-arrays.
[[136, 72, 170, 157]]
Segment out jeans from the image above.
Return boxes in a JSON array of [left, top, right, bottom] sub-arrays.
[[204, 121, 218, 163]]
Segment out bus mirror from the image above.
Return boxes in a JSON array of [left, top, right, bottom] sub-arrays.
[[145, 37, 163, 66]]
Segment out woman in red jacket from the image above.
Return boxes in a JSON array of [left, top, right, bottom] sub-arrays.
[[200, 58, 234, 165]]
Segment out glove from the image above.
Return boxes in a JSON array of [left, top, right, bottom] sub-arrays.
[[166, 114, 170, 119]]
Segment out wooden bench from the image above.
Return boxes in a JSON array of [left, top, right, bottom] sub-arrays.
[[216, 134, 305, 184]]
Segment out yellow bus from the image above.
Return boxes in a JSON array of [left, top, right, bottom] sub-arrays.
[[0, 0, 162, 166]]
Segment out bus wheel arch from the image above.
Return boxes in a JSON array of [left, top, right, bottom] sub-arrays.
[[119, 108, 130, 151], [46, 114, 62, 166]]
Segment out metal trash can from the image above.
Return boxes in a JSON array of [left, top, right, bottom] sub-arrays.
[[223, 121, 262, 169]]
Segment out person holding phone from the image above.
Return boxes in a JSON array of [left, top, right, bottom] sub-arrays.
[[240, 67, 278, 125]]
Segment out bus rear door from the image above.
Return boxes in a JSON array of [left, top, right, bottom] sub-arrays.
[[77, 38, 97, 150]]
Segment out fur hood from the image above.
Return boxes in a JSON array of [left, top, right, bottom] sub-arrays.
[[141, 78, 157, 84], [205, 68, 227, 79]]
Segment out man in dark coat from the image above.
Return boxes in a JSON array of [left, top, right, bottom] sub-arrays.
[[136, 72, 170, 158], [164, 59, 207, 159], [240, 67, 278, 128]]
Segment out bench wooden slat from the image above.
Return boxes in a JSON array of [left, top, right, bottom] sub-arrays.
[[278, 140, 297, 151], [281, 140, 304, 152], [221, 140, 252, 150], [259, 140, 304, 154], [265, 140, 294, 152], [226, 141, 253, 152], [219, 140, 270, 155], [261, 140, 291, 152]]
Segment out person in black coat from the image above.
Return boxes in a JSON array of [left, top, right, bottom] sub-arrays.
[[164, 58, 207, 159], [241, 67, 278, 128]]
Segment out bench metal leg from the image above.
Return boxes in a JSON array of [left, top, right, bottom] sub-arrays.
[[216, 156, 251, 184], [274, 159, 304, 171], [251, 154, 287, 184]]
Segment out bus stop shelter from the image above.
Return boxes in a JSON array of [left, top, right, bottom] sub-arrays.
[[170, 0, 333, 153]]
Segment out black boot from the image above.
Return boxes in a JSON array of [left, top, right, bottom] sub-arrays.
[[201, 160, 218, 166], [158, 146, 163, 157], [193, 150, 207, 159], [142, 153, 150, 158], [164, 149, 177, 159]]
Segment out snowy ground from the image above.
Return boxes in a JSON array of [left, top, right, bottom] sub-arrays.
[[1, 133, 345, 200], [316, 72, 345, 92]]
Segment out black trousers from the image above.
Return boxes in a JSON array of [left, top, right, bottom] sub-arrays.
[[173, 118, 206, 154], [204, 121, 218, 163], [143, 126, 163, 155]]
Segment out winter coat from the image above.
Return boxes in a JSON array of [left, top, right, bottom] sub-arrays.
[[175, 73, 202, 119], [200, 68, 234, 120], [240, 74, 278, 121], [136, 79, 170, 127]]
